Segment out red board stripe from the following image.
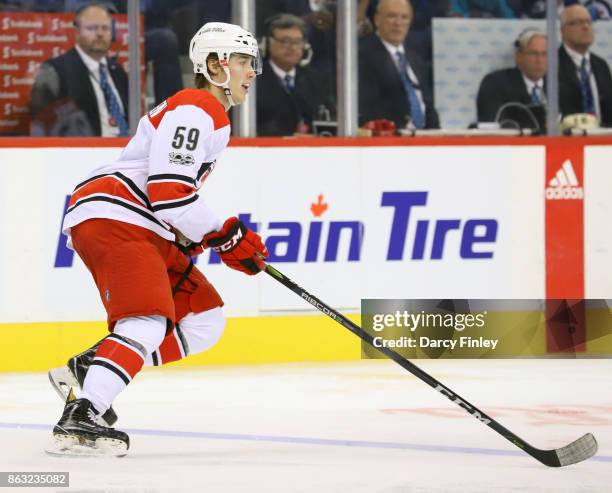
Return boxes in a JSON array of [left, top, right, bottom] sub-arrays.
[[545, 143, 585, 353]]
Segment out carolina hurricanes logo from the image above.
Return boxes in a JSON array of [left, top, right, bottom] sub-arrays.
[[198, 161, 216, 184]]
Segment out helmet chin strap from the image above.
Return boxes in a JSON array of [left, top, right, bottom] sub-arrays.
[[203, 64, 236, 107], [223, 87, 236, 107]]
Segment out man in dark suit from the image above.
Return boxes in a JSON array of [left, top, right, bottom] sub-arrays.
[[477, 28, 547, 129], [256, 13, 334, 136], [358, 0, 439, 131], [559, 4, 612, 126], [30, 2, 129, 136]]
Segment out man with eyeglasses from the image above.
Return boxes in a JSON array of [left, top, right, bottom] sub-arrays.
[[257, 13, 334, 136], [476, 29, 548, 130], [358, 0, 440, 131], [559, 4, 612, 126], [30, 2, 129, 137]]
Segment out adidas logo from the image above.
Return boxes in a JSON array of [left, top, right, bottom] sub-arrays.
[[545, 159, 584, 200]]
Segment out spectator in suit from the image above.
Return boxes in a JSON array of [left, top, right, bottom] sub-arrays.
[[30, 2, 129, 136], [477, 28, 547, 128], [559, 4, 612, 126], [256, 13, 334, 136], [359, 0, 440, 130]]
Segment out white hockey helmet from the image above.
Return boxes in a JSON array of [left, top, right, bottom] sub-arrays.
[[189, 22, 262, 105]]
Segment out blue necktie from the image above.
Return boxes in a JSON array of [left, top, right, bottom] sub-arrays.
[[579, 57, 594, 114], [284, 74, 294, 92], [99, 63, 129, 136], [531, 85, 541, 105], [395, 51, 425, 129]]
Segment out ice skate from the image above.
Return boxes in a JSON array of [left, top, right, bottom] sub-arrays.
[[48, 339, 118, 426], [47, 389, 129, 457]]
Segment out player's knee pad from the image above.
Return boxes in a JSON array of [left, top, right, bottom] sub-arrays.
[[178, 307, 226, 356], [113, 315, 167, 357]]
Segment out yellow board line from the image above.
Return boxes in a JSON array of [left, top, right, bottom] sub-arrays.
[[0, 314, 362, 372]]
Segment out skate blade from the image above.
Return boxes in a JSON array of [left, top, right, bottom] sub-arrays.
[[48, 366, 79, 401], [46, 433, 128, 458]]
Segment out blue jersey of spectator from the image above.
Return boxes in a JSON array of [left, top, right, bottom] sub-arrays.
[[449, 0, 517, 17], [516, 1, 612, 19]]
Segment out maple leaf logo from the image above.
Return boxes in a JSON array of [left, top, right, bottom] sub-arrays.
[[310, 194, 328, 217]]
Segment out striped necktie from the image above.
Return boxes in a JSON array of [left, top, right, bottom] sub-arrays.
[[579, 57, 594, 114], [395, 50, 425, 129], [531, 85, 541, 105], [284, 74, 295, 92], [99, 63, 129, 136]]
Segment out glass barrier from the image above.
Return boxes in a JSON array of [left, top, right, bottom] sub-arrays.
[[2, 1, 611, 137], [1, 1, 133, 136], [0, 0, 231, 137], [430, 0, 612, 135]]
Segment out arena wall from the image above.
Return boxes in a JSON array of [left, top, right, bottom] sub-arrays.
[[0, 137, 610, 370]]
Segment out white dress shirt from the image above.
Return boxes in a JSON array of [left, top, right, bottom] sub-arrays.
[[75, 44, 125, 137], [563, 43, 601, 122]]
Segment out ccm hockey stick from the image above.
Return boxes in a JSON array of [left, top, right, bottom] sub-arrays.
[[262, 263, 598, 467]]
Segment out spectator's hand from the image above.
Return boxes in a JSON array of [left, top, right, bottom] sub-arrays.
[[305, 11, 334, 31]]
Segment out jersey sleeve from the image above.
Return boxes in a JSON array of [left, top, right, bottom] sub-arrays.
[[147, 104, 223, 242]]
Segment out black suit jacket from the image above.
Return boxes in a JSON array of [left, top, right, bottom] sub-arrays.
[[358, 34, 439, 130], [256, 58, 333, 136], [477, 67, 545, 123], [558, 45, 612, 127], [30, 47, 129, 136]]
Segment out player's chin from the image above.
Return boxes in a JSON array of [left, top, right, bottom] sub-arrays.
[[234, 87, 249, 103]]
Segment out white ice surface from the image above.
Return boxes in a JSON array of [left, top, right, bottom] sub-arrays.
[[0, 359, 610, 492]]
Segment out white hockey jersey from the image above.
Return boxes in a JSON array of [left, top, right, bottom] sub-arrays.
[[62, 89, 231, 248]]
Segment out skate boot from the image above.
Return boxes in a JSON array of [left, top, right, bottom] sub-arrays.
[[48, 339, 118, 426], [50, 390, 129, 457]]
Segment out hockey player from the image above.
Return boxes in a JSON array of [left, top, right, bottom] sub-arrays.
[[48, 22, 268, 456]]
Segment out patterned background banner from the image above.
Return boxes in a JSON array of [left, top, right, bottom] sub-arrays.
[[433, 19, 612, 128]]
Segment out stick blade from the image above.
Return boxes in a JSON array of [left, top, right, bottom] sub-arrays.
[[554, 433, 598, 467]]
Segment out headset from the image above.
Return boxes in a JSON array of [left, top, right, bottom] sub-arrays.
[[259, 13, 313, 67], [73, 1, 117, 43]]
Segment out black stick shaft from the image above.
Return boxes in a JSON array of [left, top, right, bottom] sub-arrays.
[[263, 264, 558, 466]]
